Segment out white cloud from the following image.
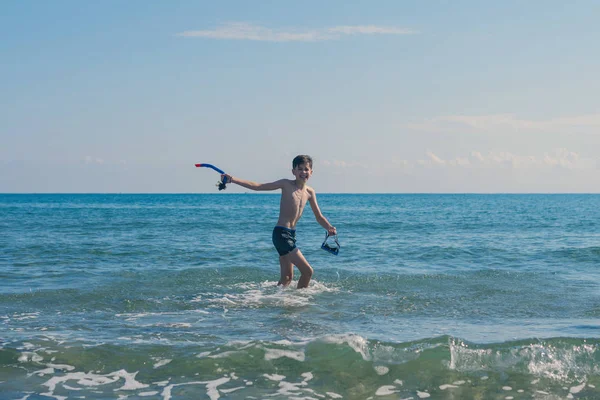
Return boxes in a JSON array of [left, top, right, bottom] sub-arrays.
[[415, 149, 595, 170], [84, 156, 104, 165], [391, 159, 410, 167], [426, 151, 445, 165], [471, 151, 485, 162], [176, 22, 417, 42], [451, 157, 470, 167], [542, 148, 594, 169], [321, 148, 600, 174], [408, 113, 600, 133], [327, 25, 417, 35], [322, 159, 370, 168]]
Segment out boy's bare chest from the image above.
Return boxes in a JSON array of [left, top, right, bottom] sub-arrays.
[[282, 188, 309, 209]]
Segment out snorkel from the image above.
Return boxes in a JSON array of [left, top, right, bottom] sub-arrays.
[[195, 163, 230, 190]]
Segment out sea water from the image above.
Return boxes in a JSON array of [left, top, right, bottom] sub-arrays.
[[1, 193, 600, 399]]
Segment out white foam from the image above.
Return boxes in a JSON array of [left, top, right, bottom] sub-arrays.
[[274, 380, 306, 397], [152, 358, 172, 368], [32, 368, 55, 376], [43, 372, 118, 395], [13, 312, 39, 321], [18, 352, 43, 363], [448, 339, 600, 383], [264, 374, 286, 381], [264, 348, 305, 362], [205, 377, 230, 400], [165, 323, 192, 328], [375, 385, 397, 396], [115, 310, 209, 322], [208, 351, 241, 359], [47, 363, 75, 371], [302, 372, 314, 381], [204, 280, 340, 309], [221, 386, 244, 394], [40, 368, 151, 399], [502, 386, 512, 391], [161, 380, 203, 400], [374, 366, 389, 375], [439, 384, 458, 390], [139, 391, 159, 396], [162, 377, 230, 400], [321, 334, 370, 361], [217, 297, 237, 305], [525, 343, 599, 381], [113, 370, 149, 391], [230, 340, 259, 349], [416, 391, 430, 398], [570, 382, 586, 394], [326, 392, 343, 398]]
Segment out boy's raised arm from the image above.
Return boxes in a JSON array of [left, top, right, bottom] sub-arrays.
[[223, 175, 285, 191]]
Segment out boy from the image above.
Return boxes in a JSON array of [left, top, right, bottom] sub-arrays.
[[222, 155, 337, 289]]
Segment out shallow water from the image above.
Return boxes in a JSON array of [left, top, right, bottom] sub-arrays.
[[2, 194, 600, 399]]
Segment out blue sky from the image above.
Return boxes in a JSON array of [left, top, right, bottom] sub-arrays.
[[1, 0, 599, 193]]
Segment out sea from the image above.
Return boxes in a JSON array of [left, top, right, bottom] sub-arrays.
[[1, 193, 600, 400]]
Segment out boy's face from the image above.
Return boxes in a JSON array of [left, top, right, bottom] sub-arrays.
[[292, 163, 312, 183]]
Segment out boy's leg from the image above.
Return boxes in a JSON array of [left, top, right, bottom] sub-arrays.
[[278, 256, 293, 286], [287, 249, 313, 289]]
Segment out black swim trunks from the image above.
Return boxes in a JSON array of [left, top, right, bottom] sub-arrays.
[[272, 226, 297, 256]]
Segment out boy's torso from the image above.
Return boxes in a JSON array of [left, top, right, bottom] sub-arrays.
[[276, 179, 312, 229]]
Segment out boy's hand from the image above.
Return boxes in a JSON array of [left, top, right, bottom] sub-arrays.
[[328, 226, 337, 236], [221, 174, 232, 184]]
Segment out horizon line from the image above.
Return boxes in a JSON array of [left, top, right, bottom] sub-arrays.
[[2, 192, 600, 195]]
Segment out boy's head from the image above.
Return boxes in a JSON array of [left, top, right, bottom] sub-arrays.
[[293, 155, 313, 169], [292, 155, 313, 183]]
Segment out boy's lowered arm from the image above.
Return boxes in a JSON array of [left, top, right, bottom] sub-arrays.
[[224, 175, 285, 191], [308, 189, 337, 235]]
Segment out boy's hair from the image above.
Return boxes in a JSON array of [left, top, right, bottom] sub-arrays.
[[293, 155, 313, 169]]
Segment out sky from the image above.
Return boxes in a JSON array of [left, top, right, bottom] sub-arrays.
[[1, 0, 599, 193]]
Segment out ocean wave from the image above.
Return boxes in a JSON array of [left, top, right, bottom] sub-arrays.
[[551, 246, 600, 263], [2, 335, 599, 399]]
